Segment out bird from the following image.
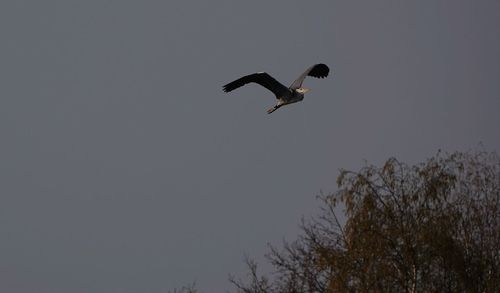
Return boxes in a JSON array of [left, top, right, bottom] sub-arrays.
[[223, 63, 330, 114]]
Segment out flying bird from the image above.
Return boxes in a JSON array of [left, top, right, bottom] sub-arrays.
[[223, 63, 330, 114]]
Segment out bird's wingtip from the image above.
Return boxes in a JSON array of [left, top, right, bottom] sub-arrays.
[[309, 63, 330, 78], [222, 84, 234, 93]]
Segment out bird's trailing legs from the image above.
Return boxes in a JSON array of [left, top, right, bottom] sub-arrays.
[[267, 104, 282, 114]]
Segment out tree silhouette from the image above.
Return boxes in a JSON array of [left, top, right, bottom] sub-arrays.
[[230, 150, 499, 292]]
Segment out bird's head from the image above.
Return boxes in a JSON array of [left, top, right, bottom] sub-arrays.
[[296, 87, 310, 94]]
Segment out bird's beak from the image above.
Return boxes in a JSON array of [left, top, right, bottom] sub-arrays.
[[302, 87, 310, 93]]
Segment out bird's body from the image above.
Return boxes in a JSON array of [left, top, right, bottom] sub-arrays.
[[223, 64, 330, 114]]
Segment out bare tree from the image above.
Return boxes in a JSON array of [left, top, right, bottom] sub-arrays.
[[231, 150, 500, 292], [168, 282, 197, 293]]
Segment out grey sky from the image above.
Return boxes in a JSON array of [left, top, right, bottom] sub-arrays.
[[1, 1, 499, 292]]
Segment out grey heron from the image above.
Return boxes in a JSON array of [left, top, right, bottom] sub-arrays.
[[223, 63, 330, 114]]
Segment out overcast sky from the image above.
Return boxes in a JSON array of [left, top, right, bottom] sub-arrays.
[[1, 1, 499, 292]]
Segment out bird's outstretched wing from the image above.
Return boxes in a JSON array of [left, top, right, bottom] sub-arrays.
[[289, 63, 330, 89], [223, 72, 290, 98]]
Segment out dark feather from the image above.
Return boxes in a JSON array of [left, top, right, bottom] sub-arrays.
[[308, 64, 329, 79], [289, 63, 330, 89], [223, 72, 290, 98]]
